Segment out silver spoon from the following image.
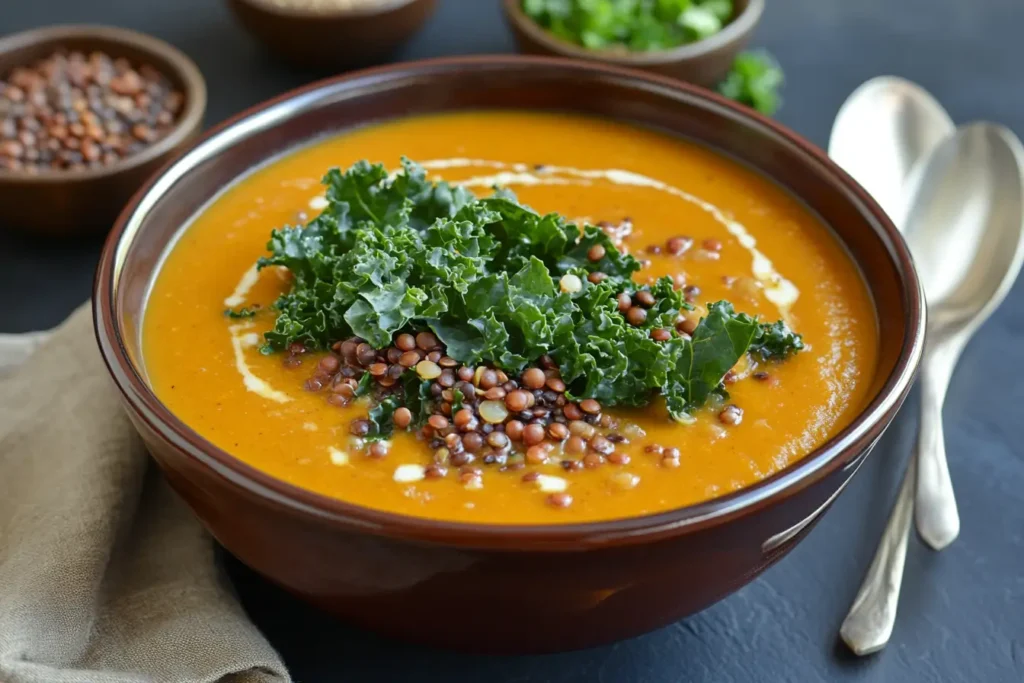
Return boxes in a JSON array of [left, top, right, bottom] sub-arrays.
[[837, 123, 1024, 655], [830, 76, 966, 551], [829, 76, 954, 222]]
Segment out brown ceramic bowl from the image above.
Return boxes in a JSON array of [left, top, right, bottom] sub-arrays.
[[0, 25, 206, 237], [502, 0, 763, 88], [226, 0, 438, 71], [94, 55, 924, 653]]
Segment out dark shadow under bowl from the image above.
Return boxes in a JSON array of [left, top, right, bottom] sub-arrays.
[[94, 55, 924, 653]]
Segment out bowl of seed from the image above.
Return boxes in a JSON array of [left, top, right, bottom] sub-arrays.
[[0, 25, 206, 236], [225, 0, 438, 71]]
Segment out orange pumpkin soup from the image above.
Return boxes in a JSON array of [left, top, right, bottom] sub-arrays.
[[143, 111, 878, 524]]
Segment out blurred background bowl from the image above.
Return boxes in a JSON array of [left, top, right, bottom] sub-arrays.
[[502, 0, 763, 88], [226, 0, 438, 71], [0, 25, 206, 237]]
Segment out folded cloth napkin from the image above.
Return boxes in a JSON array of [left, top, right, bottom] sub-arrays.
[[0, 304, 289, 683]]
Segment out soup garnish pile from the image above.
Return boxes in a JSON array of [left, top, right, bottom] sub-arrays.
[[144, 111, 877, 523], [229, 158, 802, 505]]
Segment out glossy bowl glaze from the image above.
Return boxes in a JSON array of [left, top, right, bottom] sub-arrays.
[[226, 0, 438, 71], [0, 25, 206, 236], [502, 0, 763, 88], [94, 56, 924, 653]]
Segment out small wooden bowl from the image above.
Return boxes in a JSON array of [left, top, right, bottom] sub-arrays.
[[226, 0, 438, 71], [502, 0, 763, 88], [0, 25, 206, 237]]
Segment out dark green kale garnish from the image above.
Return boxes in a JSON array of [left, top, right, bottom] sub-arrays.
[[365, 396, 399, 442], [254, 158, 802, 419], [224, 305, 258, 319], [750, 319, 804, 361]]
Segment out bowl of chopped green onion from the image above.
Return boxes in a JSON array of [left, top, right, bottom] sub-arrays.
[[503, 0, 782, 115]]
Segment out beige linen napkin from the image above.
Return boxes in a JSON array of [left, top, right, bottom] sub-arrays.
[[0, 304, 290, 683]]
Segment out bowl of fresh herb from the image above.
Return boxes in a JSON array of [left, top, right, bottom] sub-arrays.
[[503, 0, 782, 114]]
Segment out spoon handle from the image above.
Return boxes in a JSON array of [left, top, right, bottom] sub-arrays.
[[840, 454, 916, 655], [914, 345, 961, 550]]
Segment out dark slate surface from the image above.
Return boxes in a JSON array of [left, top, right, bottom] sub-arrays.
[[2, 1, 1022, 681]]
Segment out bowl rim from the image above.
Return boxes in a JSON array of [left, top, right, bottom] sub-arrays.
[[228, 0, 425, 19], [0, 24, 207, 184], [94, 54, 925, 550], [501, 0, 764, 65]]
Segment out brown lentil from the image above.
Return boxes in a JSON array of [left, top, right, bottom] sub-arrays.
[[427, 415, 449, 430], [525, 443, 552, 464], [666, 236, 693, 255], [368, 442, 389, 459], [626, 306, 647, 326], [457, 366, 474, 382], [356, 343, 376, 366], [505, 420, 525, 441], [562, 403, 583, 421], [522, 368, 546, 390], [569, 420, 596, 438], [483, 387, 507, 401], [664, 447, 681, 459], [607, 452, 631, 465], [547, 492, 573, 508], [661, 455, 681, 468], [644, 443, 663, 454], [505, 389, 531, 412], [368, 362, 387, 377], [564, 435, 587, 454], [582, 453, 605, 469], [547, 422, 569, 441], [393, 407, 412, 429], [415, 331, 439, 351], [579, 399, 601, 414], [522, 423, 546, 446], [545, 377, 566, 393], [478, 368, 498, 390], [635, 290, 655, 308], [588, 271, 607, 284], [424, 464, 448, 479], [651, 328, 671, 341], [703, 238, 723, 251], [616, 292, 632, 312], [486, 432, 509, 449], [395, 333, 416, 351], [462, 432, 484, 453], [439, 356, 458, 368], [589, 435, 614, 455], [349, 419, 371, 436], [587, 244, 606, 261], [753, 371, 771, 381], [426, 350, 442, 363]]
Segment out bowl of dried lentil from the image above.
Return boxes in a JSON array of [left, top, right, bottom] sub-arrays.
[[0, 25, 206, 236], [225, 0, 438, 71]]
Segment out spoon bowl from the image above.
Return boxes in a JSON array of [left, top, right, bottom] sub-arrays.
[[902, 124, 1024, 333], [829, 76, 954, 220]]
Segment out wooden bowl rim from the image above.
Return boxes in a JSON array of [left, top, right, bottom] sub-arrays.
[[0, 24, 207, 185]]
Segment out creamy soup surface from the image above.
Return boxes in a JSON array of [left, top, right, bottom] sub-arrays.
[[143, 111, 879, 524]]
